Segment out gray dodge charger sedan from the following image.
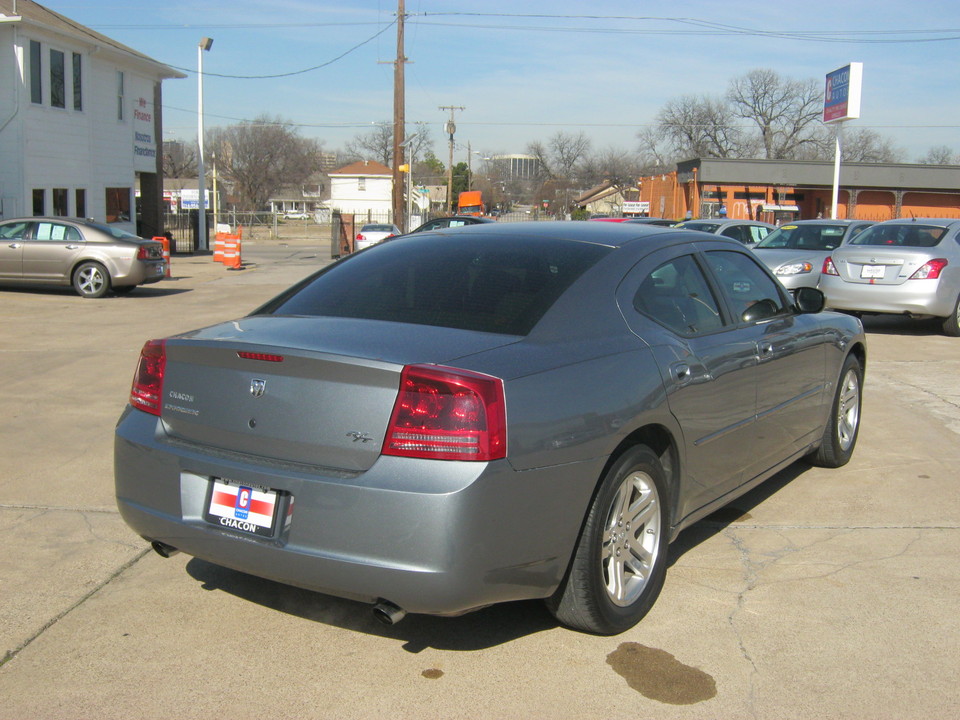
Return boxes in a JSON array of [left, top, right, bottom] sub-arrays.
[[115, 222, 866, 634]]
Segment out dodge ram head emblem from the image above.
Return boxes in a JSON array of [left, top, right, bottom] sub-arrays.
[[250, 379, 266, 398]]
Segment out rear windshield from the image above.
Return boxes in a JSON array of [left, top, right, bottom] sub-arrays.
[[754, 224, 848, 251], [680, 222, 720, 233], [262, 235, 611, 335], [361, 224, 395, 232], [849, 224, 946, 248]]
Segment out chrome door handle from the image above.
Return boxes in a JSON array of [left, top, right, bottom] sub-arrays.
[[7, 242, 22, 249], [672, 363, 692, 384], [758, 342, 774, 357], [65, 244, 81, 250]]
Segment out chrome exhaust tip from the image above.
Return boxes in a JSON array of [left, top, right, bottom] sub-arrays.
[[372, 600, 406, 625], [151, 541, 180, 558]]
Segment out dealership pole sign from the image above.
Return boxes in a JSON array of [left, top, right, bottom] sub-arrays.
[[823, 63, 863, 124]]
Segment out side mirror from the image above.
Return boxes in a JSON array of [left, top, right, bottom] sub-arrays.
[[793, 287, 825, 314], [741, 298, 779, 323]]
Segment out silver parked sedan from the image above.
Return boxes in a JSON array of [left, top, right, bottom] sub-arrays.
[[819, 218, 960, 336], [672, 218, 777, 244], [0, 217, 166, 298], [115, 222, 866, 634], [752, 219, 874, 290]]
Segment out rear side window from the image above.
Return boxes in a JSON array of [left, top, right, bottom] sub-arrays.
[[266, 236, 611, 335], [634, 254, 724, 336], [850, 224, 946, 248]]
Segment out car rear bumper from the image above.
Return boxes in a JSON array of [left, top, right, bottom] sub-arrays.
[[114, 407, 593, 616], [819, 276, 956, 316], [113, 260, 166, 286]]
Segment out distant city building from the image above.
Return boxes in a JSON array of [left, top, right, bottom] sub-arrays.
[[491, 154, 540, 180]]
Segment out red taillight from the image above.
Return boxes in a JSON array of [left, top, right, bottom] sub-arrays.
[[910, 258, 948, 280], [136, 244, 158, 261], [356, 233, 364, 241], [382, 364, 506, 462], [130, 339, 166, 416], [822, 256, 838, 276]]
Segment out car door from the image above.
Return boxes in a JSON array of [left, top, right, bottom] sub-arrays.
[[619, 246, 762, 517], [0, 220, 32, 280], [21, 221, 86, 282], [702, 248, 828, 480]]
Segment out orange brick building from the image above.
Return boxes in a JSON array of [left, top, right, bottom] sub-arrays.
[[639, 158, 960, 224]]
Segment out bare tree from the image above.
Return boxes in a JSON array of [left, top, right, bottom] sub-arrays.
[[206, 115, 319, 211], [918, 145, 958, 165], [162, 140, 197, 178], [728, 69, 825, 159], [655, 95, 749, 159], [842, 128, 904, 163], [526, 131, 592, 214], [344, 122, 432, 167], [579, 147, 644, 195]]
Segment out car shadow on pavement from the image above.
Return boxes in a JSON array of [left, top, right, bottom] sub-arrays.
[[859, 314, 944, 336], [180, 460, 813, 650], [667, 461, 810, 565], [184, 558, 559, 652]]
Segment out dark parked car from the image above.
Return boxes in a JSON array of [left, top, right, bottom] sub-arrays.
[[116, 222, 865, 634], [406, 216, 495, 234], [0, 217, 166, 298]]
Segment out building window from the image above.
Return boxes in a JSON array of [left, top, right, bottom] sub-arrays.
[[72, 53, 83, 111], [75, 189, 87, 218], [117, 71, 124, 120], [106, 187, 131, 223], [358, 178, 366, 191], [50, 49, 65, 108], [30, 40, 42, 104], [33, 189, 46, 216], [53, 188, 68, 216]]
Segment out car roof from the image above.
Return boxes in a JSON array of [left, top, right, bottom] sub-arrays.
[[776, 219, 871, 226], [408, 220, 740, 251], [870, 217, 960, 228]]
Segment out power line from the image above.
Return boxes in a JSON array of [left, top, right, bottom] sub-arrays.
[[161, 21, 396, 79]]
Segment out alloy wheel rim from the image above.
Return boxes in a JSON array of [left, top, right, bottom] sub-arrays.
[[79, 268, 104, 295], [837, 368, 860, 451], [601, 470, 661, 607]]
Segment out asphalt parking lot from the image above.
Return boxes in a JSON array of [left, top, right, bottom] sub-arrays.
[[1, 240, 958, 719]]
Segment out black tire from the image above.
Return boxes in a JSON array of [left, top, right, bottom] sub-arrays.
[[73, 261, 110, 298], [809, 353, 862, 468], [547, 445, 670, 635], [942, 294, 960, 337]]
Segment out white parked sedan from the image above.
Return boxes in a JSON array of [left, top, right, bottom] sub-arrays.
[[355, 223, 400, 250]]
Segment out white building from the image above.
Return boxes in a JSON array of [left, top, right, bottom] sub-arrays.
[[328, 160, 393, 220], [0, 0, 183, 237]]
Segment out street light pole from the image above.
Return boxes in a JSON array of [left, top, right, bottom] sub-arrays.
[[197, 37, 213, 252]]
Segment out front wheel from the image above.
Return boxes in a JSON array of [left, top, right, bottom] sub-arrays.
[[547, 445, 670, 635], [809, 353, 862, 468], [942, 294, 960, 337], [73, 261, 110, 298]]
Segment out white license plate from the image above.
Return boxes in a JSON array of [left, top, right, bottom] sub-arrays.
[[204, 479, 278, 537], [860, 265, 886, 279]]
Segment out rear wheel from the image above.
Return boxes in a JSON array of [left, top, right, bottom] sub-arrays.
[[547, 445, 670, 635], [810, 353, 862, 468], [942, 294, 960, 337], [73, 261, 110, 298]]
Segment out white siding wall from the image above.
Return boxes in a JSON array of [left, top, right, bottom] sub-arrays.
[[329, 175, 393, 215], [1, 21, 168, 229]]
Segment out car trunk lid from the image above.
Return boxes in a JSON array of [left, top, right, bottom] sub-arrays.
[[158, 316, 519, 472]]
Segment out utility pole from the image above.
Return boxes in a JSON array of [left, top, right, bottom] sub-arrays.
[[439, 105, 464, 213], [391, 0, 407, 230]]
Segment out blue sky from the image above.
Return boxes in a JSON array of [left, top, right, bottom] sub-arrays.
[[49, 1, 960, 164]]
